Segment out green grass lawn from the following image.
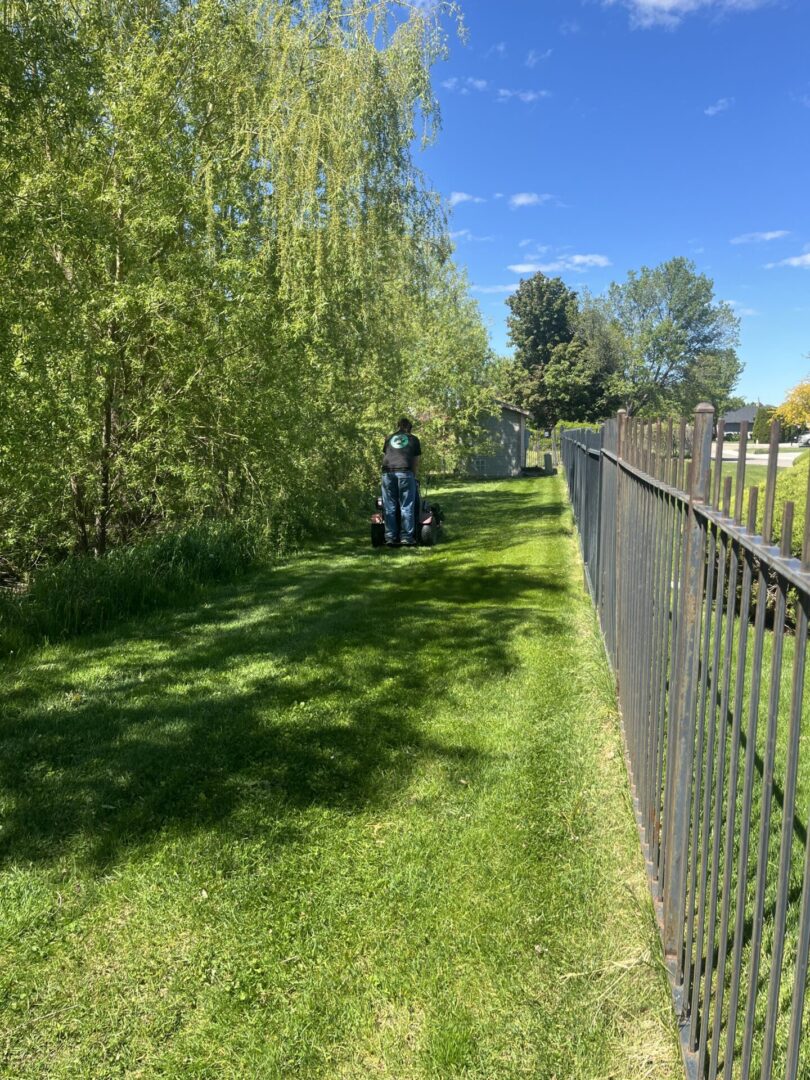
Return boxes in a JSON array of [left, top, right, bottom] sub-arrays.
[[0, 477, 680, 1078]]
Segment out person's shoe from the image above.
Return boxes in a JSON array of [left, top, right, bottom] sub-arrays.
[[385, 540, 400, 547], [401, 540, 417, 547]]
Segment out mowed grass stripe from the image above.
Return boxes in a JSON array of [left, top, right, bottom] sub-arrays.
[[0, 477, 680, 1078]]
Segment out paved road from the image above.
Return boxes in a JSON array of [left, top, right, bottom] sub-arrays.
[[713, 441, 804, 469]]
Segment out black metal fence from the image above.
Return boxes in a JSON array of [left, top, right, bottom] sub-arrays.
[[561, 407, 810, 1080], [525, 431, 559, 471]]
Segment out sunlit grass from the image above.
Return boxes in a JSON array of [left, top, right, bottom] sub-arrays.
[[0, 478, 680, 1077]]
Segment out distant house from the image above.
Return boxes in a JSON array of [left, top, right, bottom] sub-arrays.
[[721, 404, 770, 435], [467, 400, 530, 478]]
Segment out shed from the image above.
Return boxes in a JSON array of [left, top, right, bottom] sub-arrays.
[[467, 400, 530, 478]]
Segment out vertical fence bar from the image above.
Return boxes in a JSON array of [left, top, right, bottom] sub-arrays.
[[739, 422, 784, 1080], [707, 489, 753, 1080], [615, 411, 627, 690], [652, 418, 676, 882], [724, 421, 781, 1078], [687, 450, 726, 1052], [663, 403, 714, 971], [696, 477, 734, 1071]]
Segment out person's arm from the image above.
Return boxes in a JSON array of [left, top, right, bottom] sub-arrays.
[[413, 455, 421, 478]]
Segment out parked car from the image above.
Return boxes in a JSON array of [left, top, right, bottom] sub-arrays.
[[798, 432, 810, 447]]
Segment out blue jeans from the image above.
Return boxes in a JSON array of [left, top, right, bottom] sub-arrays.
[[381, 471, 417, 544]]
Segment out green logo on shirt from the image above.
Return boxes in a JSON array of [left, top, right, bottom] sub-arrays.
[[390, 434, 409, 449]]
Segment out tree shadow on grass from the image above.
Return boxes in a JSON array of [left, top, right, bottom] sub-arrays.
[[1, 481, 569, 870]]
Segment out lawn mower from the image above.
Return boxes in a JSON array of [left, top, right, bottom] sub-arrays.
[[370, 480, 444, 548]]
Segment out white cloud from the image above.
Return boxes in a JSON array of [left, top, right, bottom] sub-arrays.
[[606, 1, 769, 30], [493, 193, 504, 200], [471, 283, 520, 294], [728, 299, 760, 316], [731, 230, 789, 244], [509, 192, 554, 209], [508, 254, 611, 274], [560, 20, 580, 34], [498, 88, 551, 104], [450, 229, 494, 243], [518, 238, 535, 248], [449, 191, 485, 207], [767, 254, 810, 270], [487, 41, 507, 58], [525, 48, 552, 67], [566, 254, 611, 268], [442, 76, 488, 95], [705, 96, 734, 116]]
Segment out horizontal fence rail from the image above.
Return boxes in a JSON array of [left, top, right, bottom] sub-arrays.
[[561, 407, 810, 1080]]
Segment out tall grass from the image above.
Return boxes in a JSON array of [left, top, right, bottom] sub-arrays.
[[0, 523, 257, 654]]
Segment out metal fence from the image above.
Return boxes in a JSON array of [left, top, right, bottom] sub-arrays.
[[561, 406, 810, 1080], [525, 432, 559, 472]]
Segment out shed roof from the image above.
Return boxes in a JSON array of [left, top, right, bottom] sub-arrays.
[[494, 398, 531, 418], [721, 405, 769, 424]]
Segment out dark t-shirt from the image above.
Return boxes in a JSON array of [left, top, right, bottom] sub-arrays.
[[382, 431, 422, 472]]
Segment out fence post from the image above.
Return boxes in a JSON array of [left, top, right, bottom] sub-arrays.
[[662, 402, 714, 976]]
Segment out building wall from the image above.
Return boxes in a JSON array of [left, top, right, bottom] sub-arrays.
[[467, 408, 526, 478]]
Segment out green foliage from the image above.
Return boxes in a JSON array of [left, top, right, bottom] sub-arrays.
[[0, 0, 488, 578], [0, 522, 256, 651], [506, 274, 578, 374], [771, 456, 809, 558], [554, 419, 601, 433], [484, 354, 531, 407], [752, 406, 775, 443], [502, 259, 742, 428], [723, 395, 746, 414], [505, 274, 581, 427], [597, 257, 742, 417]]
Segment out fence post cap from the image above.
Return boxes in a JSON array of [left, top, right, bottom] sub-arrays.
[[694, 402, 715, 415]]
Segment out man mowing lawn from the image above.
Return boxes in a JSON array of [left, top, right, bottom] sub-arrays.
[[381, 417, 422, 547], [0, 477, 680, 1078]]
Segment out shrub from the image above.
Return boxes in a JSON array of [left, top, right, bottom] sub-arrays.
[[0, 522, 257, 655], [770, 456, 809, 558], [555, 419, 602, 433], [752, 406, 775, 444]]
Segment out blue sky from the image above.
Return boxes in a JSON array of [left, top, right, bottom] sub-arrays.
[[419, 0, 810, 406]]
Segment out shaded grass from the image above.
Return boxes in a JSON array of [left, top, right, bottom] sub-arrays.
[[0, 478, 680, 1077], [0, 522, 257, 655]]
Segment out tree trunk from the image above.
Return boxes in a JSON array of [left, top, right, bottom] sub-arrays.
[[70, 474, 90, 554], [95, 392, 112, 556]]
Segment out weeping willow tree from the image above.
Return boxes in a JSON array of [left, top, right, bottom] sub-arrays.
[[0, 0, 490, 574]]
